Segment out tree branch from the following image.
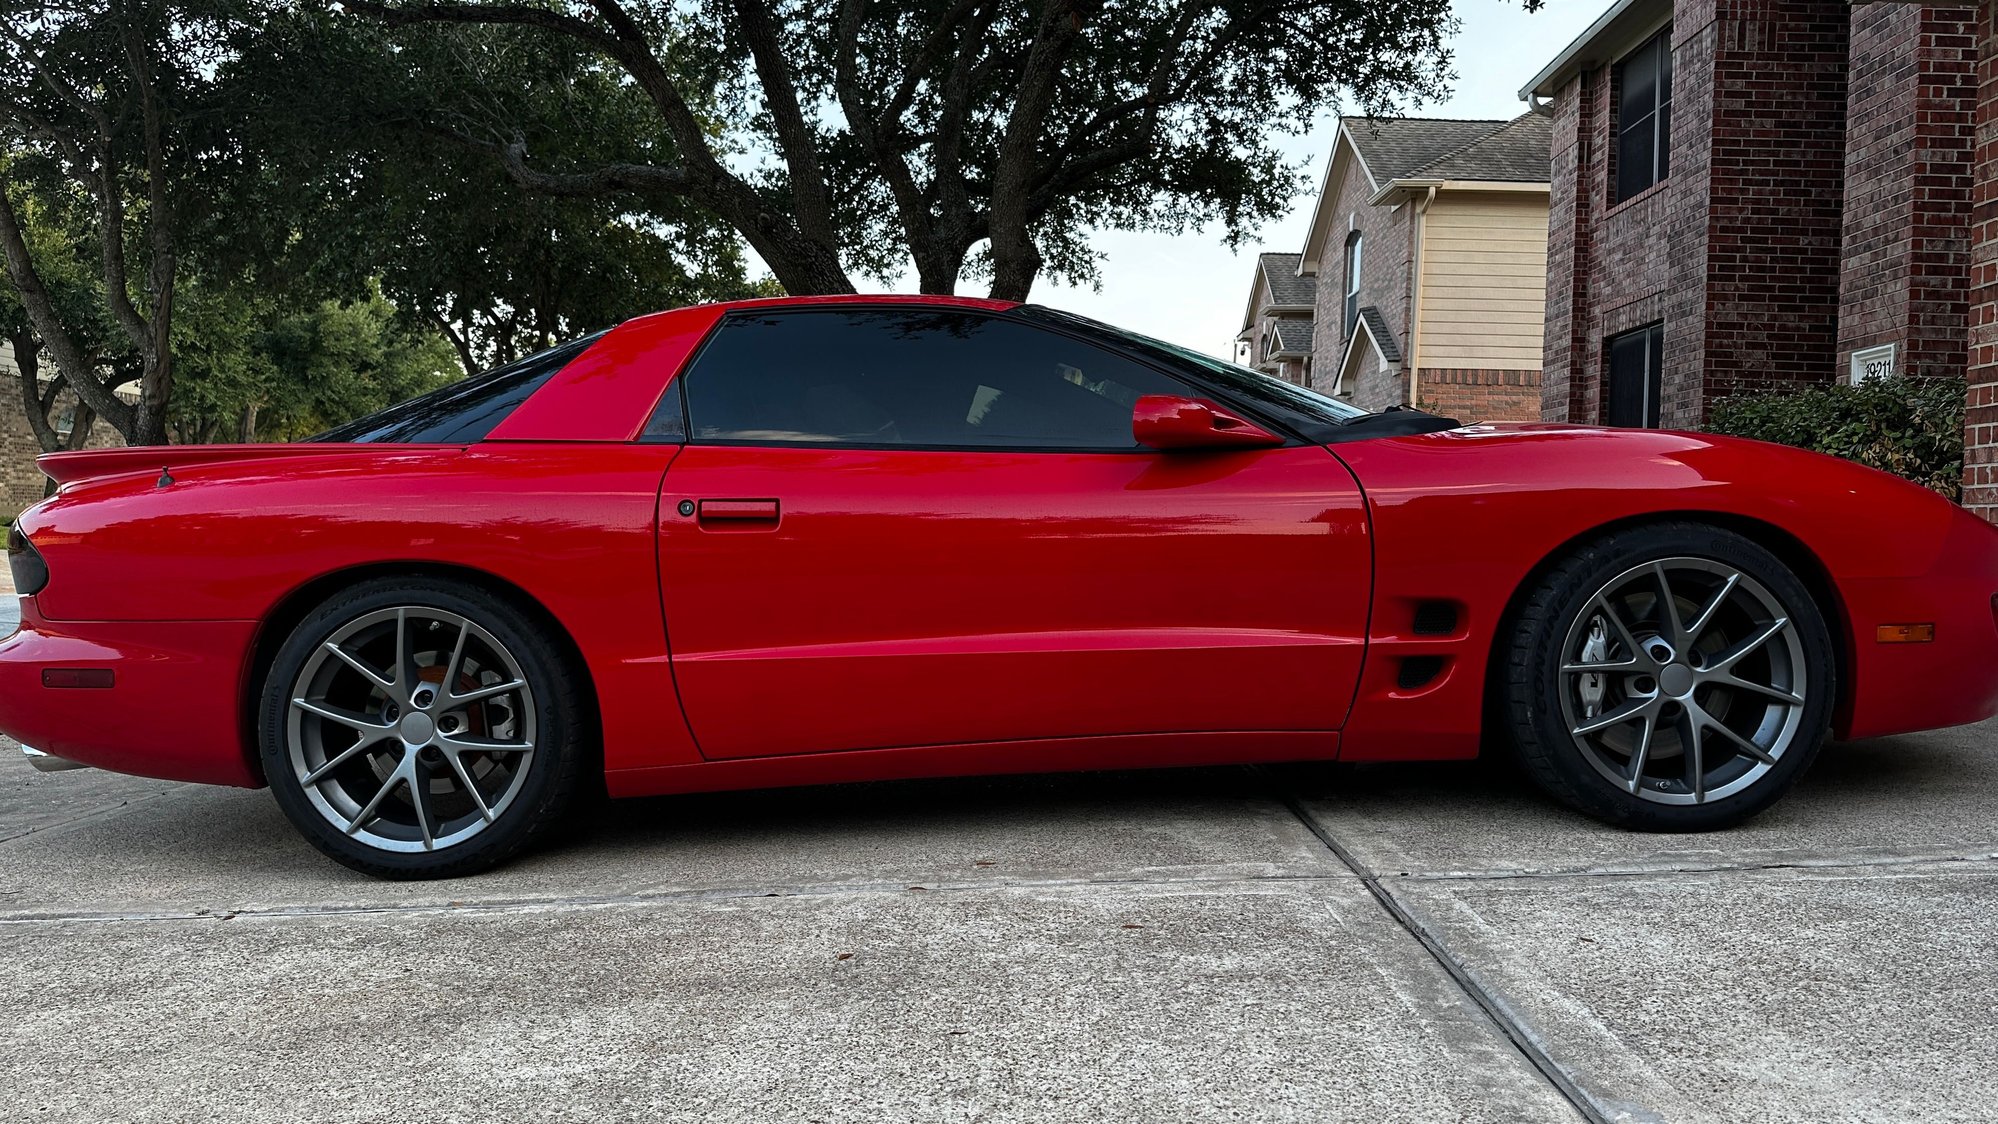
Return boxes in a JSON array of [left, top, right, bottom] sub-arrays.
[[728, 0, 835, 246], [0, 181, 136, 434]]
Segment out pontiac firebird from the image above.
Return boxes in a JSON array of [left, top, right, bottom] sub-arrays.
[[4, 296, 1996, 878]]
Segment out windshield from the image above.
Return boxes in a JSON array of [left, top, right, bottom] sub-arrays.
[[1016, 306, 1371, 425]]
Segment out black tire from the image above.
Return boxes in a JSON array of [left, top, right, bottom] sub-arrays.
[[1502, 521, 1836, 830], [258, 576, 592, 879]]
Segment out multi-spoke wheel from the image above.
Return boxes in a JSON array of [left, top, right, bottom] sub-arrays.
[[1504, 523, 1835, 830], [260, 578, 590, 878]]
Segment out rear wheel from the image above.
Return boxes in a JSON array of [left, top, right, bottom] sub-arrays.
[[1503, 523, 1835, 830], [259, 577, 590, 878]]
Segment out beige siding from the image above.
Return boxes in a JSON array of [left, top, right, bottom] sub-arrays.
[[1416, 192, 1549, 371]]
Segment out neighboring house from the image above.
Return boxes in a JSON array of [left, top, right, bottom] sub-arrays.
[[1236, 252, 1317, 386], [1525, 0, 1977, 429], [1290, 114, 1553, 421], [0, 341, 123, 516]]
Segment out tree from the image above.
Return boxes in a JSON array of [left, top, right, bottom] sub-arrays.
[[169, 281, 459, 443], [0, 0, 220, 446], [216, 9, 775, 372], [0, 172, 119, 462], [337, 0, 1456, 300]]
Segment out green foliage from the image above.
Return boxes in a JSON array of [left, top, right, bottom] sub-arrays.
[[212, 10, 768, 370], [1704, 377, 1966, 500], [326, 0, 1459, 298], [170, 282, 458, 443]]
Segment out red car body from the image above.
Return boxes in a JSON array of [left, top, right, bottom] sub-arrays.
[[5, 294, 1998, 799]]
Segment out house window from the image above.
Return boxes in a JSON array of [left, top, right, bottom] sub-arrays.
[[1343, 232, 1363, 334], [1613, 27, 1672, 204], [1605, 323, 1664, 428]]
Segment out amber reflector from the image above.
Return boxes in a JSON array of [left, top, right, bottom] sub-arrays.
[[1875, 624, 1935, 644], [42, 668, 114, 689]]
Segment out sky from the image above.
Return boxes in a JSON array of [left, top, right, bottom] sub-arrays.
[[1012, 0, 1612, 358]]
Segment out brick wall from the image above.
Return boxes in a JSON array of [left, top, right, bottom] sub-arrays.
[[1418, 368, 1544, 422], [1965, 0, 1998, 519], [1541, 64, 1593, 421], [1700, 0, 1852, 406], [1840, 6, 1978, 382], [1540, 6, 1718, 428], [1542, 0, 1851, 428], [1308, 140, 1414, 408], [0, 343, 123, 517]]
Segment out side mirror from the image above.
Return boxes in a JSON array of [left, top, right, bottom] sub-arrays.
[[1133, 395, 1285, 451]]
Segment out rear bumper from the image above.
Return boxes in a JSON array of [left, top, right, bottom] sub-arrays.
[[0, 598, 261, 787], [1840, 507, 1998, 740]]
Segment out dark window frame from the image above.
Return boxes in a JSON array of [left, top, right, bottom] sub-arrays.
[[1612, 26, 1673, 205], [664, 306, 1222, 456], [1343, 231, 1364, 335], [1604, 322, 1664, 428]]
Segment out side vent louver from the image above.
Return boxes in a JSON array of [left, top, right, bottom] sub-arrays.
[[1397, 656, 1445, 691], [1412, 601, 1458, 636]]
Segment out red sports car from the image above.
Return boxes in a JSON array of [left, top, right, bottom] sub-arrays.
[[6, 296, 1997, 878]]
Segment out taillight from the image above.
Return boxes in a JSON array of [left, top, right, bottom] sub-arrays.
[[7, 523, 48, 595]]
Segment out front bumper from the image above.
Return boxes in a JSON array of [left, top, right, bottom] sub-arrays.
[[1840, 506, 1998, 740], [0, 598, 262, 787]]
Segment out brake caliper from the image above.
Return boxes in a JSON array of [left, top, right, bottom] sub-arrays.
[[1577, 615, 1610, 719]]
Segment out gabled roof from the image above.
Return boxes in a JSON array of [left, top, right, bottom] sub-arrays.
[[1259, 253, 1316, 307], [1300, 114, 1553, 272], [1356, 307, 1402, 365], [1409, 114, 1553, 183], [1343, 118, 1513, 183], [1241, 251, 1318, 333], [1327, 306, 1403, 397], [1267, 319, 1313, 357]]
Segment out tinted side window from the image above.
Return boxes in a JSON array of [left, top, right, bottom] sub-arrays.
[[311, 331, 605, 444], [676, 310, 1194, 450]]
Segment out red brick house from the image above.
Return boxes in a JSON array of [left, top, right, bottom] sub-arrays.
[[1524, 0, 1998, 522], [1240, 115, 1554, 421]]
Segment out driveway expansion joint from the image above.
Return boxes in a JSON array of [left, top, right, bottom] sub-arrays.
[[1271, 782, 1615, 1124], [1375, 848, 1998, 885]]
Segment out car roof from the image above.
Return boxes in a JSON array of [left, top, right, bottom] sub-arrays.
[[683, 293, 1021, 315]]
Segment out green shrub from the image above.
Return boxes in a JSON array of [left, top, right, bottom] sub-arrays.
[[1703, 376, 1965, 501]]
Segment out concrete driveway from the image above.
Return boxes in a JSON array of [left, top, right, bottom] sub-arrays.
[[3, 720, 1996, 1123]]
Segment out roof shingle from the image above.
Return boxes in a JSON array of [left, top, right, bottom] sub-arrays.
[[1342, 113, 1551, 185], [1268, 319, 1313, 356], [1257, 252, 1316, 307]]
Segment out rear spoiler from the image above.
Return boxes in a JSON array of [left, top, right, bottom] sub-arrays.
[[36, 443, 393, 486]]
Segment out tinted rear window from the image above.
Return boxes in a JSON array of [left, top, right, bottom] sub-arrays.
[[310, 332, 605, 444]]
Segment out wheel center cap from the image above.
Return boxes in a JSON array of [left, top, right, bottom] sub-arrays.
[[398, 712, 437, 745], [1659, 663, 1696, 697]]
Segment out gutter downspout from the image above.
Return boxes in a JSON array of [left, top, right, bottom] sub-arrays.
[[1408, 184, 1439, 409]]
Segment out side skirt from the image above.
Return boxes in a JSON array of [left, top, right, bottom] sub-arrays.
[[605, 730, 1340, 799]]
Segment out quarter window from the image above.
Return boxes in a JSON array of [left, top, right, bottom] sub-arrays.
[[673, 309, 1198, 450], [1614, 28, 1673, 204], [311, 332, 604, 444], [1605, 323, 1664, 428]]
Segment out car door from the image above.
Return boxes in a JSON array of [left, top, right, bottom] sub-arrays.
[[655, 306, 1371, 760]]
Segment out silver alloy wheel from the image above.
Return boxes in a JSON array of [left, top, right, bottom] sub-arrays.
[[1556, 557, 1807, 805], [286, 606, 538, 852]]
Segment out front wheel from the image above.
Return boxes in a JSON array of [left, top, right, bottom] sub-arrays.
[[258, 577, 591, 879], [1503, 522, 1836, 830]]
